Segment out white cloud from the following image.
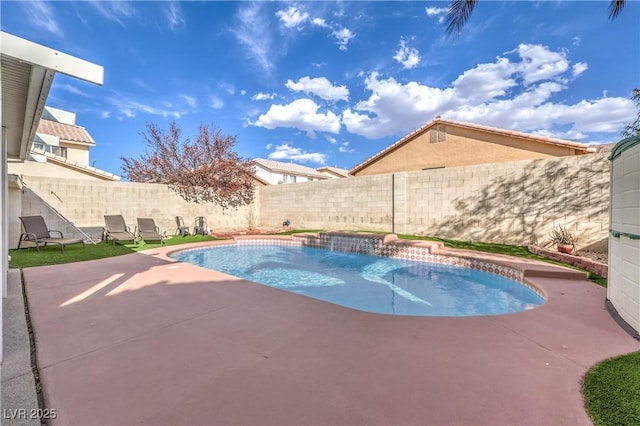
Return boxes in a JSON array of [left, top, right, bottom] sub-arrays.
[[339, 142, 354, 153], [312, 18, 329, 28], [425, 6, 447, 24], [89, 1, 136, 28], [265, 143, 272, 150], [254, 98, 341, 138], [425, 6, 448, 16], [325, 135, 337, 144], [164, 2, 185, 31], [285, 77, 349, 102], [453, 58, 517, 101], [513, 44, 569, 85], [268, 143, 327, 164], [276, 6, 309, 28], [180, 94, 198, 109], [253, 92, 277, 101], [23, 1, 63, 37], [108, 97, 187, 119], [340, 44, 635, 142], [101, 111, 111, 119], [232, 3, 274, 73], [240, 90, 247, 96], [393, 39, 421, 70], [572, 62, 588, 78], [333, 27, 355, 51], [210, 96, 224, 110]]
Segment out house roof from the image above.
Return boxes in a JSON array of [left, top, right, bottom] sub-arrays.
[[350, 117, 596, 174], [32, 148, 120, 181], [252, 158, 329, 179], [316, 166, 351, 178], [38, 119, 96, 146], [589, 142, 617, 153], [1, 31, 103, 160]]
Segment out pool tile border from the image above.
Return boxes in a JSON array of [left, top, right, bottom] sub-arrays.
[[171, 233, 544, 299]]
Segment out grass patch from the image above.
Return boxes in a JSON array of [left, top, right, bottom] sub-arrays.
[[276, 229, 324, 235], [583, 351, 640, 426], [9, 234, 218, 268]]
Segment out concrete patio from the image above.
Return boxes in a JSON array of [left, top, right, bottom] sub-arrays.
[[12, 241, 640, 425]]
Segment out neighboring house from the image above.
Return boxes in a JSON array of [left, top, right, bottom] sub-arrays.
[[8, 106, 119, 181], [350, 116, 596, 176], [316, 166, 351, 179], [251, 158, 329, 184]]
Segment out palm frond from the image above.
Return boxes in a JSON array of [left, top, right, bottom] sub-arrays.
[[608, 0, 625, 20], [445, 0, 478, 36]]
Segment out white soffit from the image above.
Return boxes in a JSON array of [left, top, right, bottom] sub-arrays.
[[1, 31, 103, 160]]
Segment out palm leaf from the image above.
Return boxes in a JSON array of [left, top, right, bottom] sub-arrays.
[[445, 0, 478, 36], [608, 0, 625, 19]]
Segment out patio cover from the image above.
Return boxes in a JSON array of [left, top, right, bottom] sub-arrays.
[[1, 31, 104, 365]]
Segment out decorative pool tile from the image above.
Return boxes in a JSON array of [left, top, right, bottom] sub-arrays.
[[172, 233, 541, 299]]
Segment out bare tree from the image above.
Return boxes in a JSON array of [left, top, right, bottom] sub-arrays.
[[121, 122, 256, 210], [445, 0, 626, 36]]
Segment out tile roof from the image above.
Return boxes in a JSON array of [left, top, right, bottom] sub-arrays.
[[350, 117, 595, 174], [31, 148, 120, 180], [252, 158, 329, 179], [589, 142, 617, 153], [37, 118, 96, 145], [316, 166, 351, 177]]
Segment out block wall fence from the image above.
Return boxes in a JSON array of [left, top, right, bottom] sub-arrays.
[[10, 153, 610, 251], [258, 154, 610, 250]]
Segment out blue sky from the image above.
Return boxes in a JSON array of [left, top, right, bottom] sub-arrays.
[[2, 1, 638, 177]]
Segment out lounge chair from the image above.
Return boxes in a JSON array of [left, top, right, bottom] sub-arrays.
[[17, 216, 85, 253], [175, 216, 190, 236], [194, 216, 208, 236], [104, 215, 136, 246], [136, 218, 165, 245]]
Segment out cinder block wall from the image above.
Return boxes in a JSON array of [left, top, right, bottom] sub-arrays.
[[258, 154, 610, 248], [257, 174, 394, 231], [13, 154, 610, 251], [14, 177, 254, 248]]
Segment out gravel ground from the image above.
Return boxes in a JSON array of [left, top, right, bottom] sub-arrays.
[[576, 251, 608, 264]]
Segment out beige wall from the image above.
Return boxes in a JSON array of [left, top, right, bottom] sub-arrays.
[[11, 154, 609, 252], [354, 124, 584, 176], [259, 154, 610, 249], [8, 161, 114, 181], [62, 142, 90, 165], [11, 177, 255, 248]]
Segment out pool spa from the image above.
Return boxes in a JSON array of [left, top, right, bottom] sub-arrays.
[[171, 232, 544, 317]]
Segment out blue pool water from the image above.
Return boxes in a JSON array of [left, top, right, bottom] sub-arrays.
[[171, 245, 544, 316]]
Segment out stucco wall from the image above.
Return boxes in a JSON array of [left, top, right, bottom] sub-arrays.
[[61, 143, 90, 165], [354, 124, 585, 176], [260, 154, 610, 248], [608, 141, 640, 335], [8, 161, 114, 180]]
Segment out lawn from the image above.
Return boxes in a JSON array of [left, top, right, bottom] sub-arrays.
[[583, 351, 640, 426], [8, 234, 219, 268]]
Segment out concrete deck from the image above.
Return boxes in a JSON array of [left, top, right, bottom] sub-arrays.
[[19, 240, 640, 425]]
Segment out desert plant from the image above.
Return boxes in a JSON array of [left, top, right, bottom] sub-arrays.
[[546, 225, 577, 248]]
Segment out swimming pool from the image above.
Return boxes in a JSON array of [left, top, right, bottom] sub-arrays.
[[171, 242, 544, 316]]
